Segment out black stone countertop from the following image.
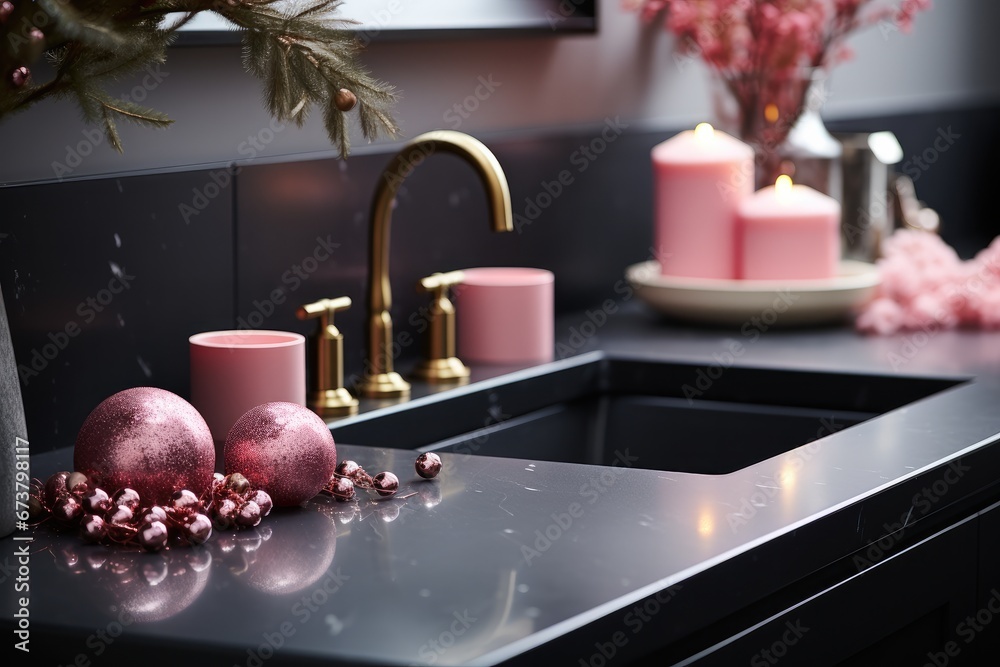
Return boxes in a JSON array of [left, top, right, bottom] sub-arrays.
[[5, 305, 1000, 666]]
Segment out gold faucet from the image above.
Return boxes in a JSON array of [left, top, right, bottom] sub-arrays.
[[359, 130, 514, 398], [297, 296, 359, 416], [413, 270, 469, 383]]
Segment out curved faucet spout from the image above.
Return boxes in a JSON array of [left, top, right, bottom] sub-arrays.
[[360, 130, 514, 398]]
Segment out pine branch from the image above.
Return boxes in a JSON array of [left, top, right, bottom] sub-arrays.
[[0, 0, 397, 157], [35, 0, 127, 51], [101, 107, 123, 153], [220, 0, 398, 154], [322, 95, 349, 156], [293, 0, 345, 21], [92, 94, 173, 129], [92, 91, 174, 153]]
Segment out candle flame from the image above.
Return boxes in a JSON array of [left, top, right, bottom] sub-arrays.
[[775, 174, 793, 199], [764, 103, 780, 124], [694, 123, 715, 141]]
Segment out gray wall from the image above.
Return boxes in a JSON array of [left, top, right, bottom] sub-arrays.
[[1, 0, 998, 185]]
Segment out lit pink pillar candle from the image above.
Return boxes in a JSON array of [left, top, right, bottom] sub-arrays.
[[737, 176, 841, 280], [652, 123, 754, 279]]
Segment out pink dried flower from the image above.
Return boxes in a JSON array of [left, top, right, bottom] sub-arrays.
[[972, 236, 1000, 280], [622, 0, 931, 108], [903, 291, 958, 331], [621, 0, 931, 180], [630, 0, 929, 71], [628, 1, 931, 151], [896, 0, 932, 33], [856, 297, 906, 335], [855, 229, 1000, 335], [976, 290, 1000, 329]]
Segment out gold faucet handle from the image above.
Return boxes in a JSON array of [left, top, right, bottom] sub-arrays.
[[413, 271, 469, 383], [297, 296, 352, 320], [297, 297, 352, 337], [418, 271, 465, 295], [296, 296, 358, 416]]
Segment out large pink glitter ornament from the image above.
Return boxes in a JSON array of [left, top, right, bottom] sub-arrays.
[[75, 388, 215, 506], [224, 402, 337, 507]]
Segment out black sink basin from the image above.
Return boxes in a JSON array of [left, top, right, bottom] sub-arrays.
[[330, 353, 962, 475]]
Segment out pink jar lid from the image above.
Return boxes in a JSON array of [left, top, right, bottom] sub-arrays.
[[461, 267, 554, 287]]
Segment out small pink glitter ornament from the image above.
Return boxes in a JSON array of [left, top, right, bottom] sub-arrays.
[[74, 388, 215, 506], [224, 402, 337, 507]]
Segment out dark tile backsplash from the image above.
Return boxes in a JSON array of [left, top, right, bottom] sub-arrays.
[[3, 105, 998, 452], [0, 172, 234, 451], [234, 128, 654, 385]]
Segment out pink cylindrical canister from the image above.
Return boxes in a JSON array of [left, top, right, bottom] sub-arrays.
[[455, 268, 554, 365], [190, 330, 306, 444]]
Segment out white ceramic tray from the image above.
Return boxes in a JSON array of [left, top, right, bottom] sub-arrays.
[[626, 259, 880, 326]]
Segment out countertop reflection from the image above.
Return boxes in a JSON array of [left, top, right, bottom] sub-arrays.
[[5, 311, 1000, 666]]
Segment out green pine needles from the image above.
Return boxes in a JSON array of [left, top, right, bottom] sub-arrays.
[[0, 0, 398, 155]]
